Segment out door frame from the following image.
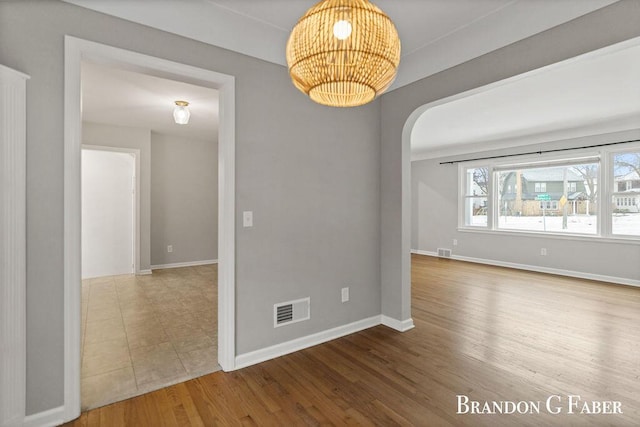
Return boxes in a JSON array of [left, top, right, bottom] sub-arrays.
[[64, 36, 236, 421], [81, 145, 140, 276]]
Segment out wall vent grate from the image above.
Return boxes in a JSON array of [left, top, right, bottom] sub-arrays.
[[274, 297, 310, 328], [276, 304, 293, 324], [437, 248, 452, 258]]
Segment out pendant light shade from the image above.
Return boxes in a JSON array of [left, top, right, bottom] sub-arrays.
[[286, 0, 401, 108], [173, 100, 190, 124]]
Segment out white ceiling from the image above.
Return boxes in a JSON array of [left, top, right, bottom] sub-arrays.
[[71, 0, 632, 151], [64, 0, 617, 90], [82, 61, 219, 140], [411, 39, 640, 159]]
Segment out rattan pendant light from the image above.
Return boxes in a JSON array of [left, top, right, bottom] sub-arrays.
[[286, 0, 401, 107]]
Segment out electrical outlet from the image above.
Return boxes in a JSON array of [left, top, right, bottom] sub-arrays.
[[453, 239, 458, 246], [540, 248, 547, 256], [341, 287, 349, 303], [167, 245, 173, 253]]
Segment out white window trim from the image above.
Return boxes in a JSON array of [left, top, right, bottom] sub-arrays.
[[458, 143, 640, 241]]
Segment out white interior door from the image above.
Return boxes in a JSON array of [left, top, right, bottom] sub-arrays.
[[82, 149, 135, 279]]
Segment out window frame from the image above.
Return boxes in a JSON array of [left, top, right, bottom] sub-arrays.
[[609, 145, 640, 238], [459, 165, 491, 229], [457, 142, 640, 242]]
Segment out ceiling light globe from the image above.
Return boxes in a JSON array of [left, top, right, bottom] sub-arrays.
[[173, 100, 190, 125], [286, 0, 401, 108], [333, 20, 352, 40]]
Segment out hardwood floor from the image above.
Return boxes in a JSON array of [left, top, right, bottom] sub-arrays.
[[64, 255, 640, 426]]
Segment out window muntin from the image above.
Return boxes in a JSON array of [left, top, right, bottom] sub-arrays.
[[496, 164, 598, 234], [612, 151, 640, 236], [462, 167, 488, 227], [534, 182, 546, 193]]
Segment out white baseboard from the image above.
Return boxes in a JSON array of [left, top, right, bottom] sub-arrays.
[[151, 259, 218, 270], [137, 269, 152, 275], [23, 406, 64, 427], [411, 249, 437, 256], [235, 315, 382, 370], [381, 315, 415, 332], [411, 249, 640, 287]]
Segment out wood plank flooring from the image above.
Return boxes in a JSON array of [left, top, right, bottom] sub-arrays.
[[64, 255, 640, 426]]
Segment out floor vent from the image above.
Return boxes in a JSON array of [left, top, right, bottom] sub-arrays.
[[274, 297, 310, 328], [437, 248, 452, 258]]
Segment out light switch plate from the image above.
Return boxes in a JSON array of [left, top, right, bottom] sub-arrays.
[[243, 211, 253, 227], [341, 287, 349, 303]]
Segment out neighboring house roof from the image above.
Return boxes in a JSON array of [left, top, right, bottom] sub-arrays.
[[615, 170, 640, 181], [521, 167, 583, 182], [568, 191, 588, 200]]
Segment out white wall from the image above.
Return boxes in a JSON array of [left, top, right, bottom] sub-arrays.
[[81, 149, 135, 278], [82, 122, 152, 272]]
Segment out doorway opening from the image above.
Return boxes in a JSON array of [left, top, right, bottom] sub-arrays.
[[82, 147, 137, 279], [64, 37, 236, 420]]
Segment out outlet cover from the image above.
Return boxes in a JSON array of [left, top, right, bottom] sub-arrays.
[[167, 245, 173, 253]]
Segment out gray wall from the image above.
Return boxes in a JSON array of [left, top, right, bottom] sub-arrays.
[[411, 131, 640, 282], [380, 0, 640, 321], [150, 132, 218, 266], [0, 1, 380, 415], [82, 122, 152, 271]]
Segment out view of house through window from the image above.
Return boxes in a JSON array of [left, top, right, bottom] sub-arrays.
[[460, 146, 640, 238], [613, 151, 640, 236], [496, 163, 599, 234]]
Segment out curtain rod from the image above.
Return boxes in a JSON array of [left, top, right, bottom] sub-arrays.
[[439, 138, 640, 165]]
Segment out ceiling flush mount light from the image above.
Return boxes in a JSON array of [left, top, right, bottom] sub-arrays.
[[173, 100, 190, 124], [286, 0, 401, 108]]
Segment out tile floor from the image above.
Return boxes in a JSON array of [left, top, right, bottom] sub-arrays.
[[81, 264, 219, 410]]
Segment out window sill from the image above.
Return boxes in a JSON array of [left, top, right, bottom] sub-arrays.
[[457, 226, 640, 245]]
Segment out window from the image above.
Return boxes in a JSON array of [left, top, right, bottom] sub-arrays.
[[496, 163, 598, 234], [612, 151, 640, 236], [539, 201, 558, 210], [462, 167, 488, 227], [459, 145, 640, 240], [534, 182, 546, 193]]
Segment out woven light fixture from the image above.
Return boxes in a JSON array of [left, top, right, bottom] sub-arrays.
[[286, 0, 401, 108]]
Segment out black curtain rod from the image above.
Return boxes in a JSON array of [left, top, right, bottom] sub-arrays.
[[439, 138, 640, 165]]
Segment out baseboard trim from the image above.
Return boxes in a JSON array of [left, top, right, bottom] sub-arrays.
[[381, 315, 415, 332], [412, 250, 640, 287], [411, 249, 436, 256], [151, 259, 218, 270], [235, 315, 382, 370], [137, 269, 152, 275], [23, 405, 65, 427]]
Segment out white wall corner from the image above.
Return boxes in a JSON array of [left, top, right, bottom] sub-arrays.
[[234, 315, 381, 370], [0, 64, 29, 427], [381, 315, 415, 332], [22, 406, 65, 427]]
